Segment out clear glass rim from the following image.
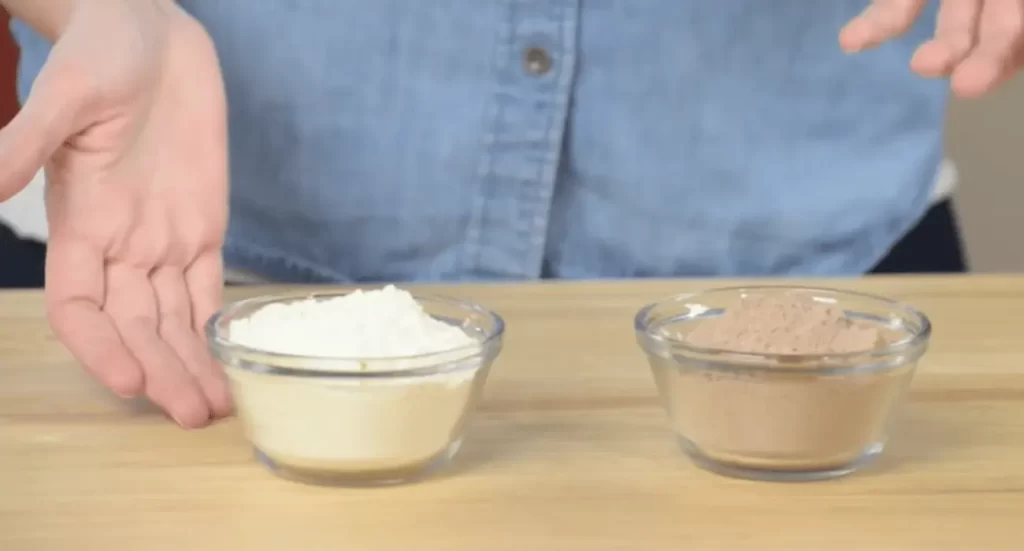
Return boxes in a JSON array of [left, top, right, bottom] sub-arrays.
[[634, 285, 932, 368], [206, 290, 505, 378]]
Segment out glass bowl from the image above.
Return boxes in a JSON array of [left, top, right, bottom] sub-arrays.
[[206, 291, 504, 486], [634, 285, 931, 481]]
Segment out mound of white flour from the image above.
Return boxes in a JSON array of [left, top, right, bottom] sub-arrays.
[[229, 285, 476, 360]]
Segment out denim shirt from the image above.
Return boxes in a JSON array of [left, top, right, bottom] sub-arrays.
[[12, 1, 948, 283]]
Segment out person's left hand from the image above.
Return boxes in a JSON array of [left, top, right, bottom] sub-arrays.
[[840, 0, 1024, 98]]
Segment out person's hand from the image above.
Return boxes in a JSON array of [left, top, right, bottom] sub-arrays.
[[840, 0, 1024, 98], [0, 0, 232, 427]]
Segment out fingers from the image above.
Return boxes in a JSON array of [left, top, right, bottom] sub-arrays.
[[951, 0, 1024, 97], [151, 266, 233, 418], [184, 249, 225, 338], [0, 61, 85, 202], [48, 237, 228, 426], [841, 0, 1023, 98], [104, 265, 211, 428], [911, 0, 982, 77], [45, 235, 145, 398], [840, 0, 929, 52]]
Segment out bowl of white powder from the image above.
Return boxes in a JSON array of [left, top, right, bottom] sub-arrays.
[[206, 285, 504, 486], [635, 286, 931, 482]]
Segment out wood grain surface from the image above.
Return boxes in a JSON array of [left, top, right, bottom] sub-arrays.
[[1, 275, 1022, 550]]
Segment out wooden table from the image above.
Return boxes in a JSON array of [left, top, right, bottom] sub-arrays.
[[1, 275, 1022, 550]]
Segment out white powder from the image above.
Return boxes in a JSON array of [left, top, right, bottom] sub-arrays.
[[223, 285, 490, 480], [229, 285, 477, 360]]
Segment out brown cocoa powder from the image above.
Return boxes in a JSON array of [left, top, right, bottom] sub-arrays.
[[663, 293, 914, 473], [684, 294, 880, 355]]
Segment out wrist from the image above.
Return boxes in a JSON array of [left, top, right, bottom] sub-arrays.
[[3, 0, 176, 42]]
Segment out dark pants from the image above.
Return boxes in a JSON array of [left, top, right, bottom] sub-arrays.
[[0, 200, 968, 288], [0, 222, 45, 288], [869, 199, 968, 274]]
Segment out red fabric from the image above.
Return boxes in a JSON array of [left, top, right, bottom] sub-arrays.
[[0, 10, 19, 127]]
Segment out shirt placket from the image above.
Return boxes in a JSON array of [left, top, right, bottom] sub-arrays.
[[462, 0, 579, 279]]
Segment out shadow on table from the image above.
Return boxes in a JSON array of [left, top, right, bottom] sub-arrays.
[[870, 402, 974, 474], [442, 417, 543, 479]]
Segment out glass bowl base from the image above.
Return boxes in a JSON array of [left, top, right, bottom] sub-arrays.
[[678, 436, 885, 482], [253, 439, 461, 487]]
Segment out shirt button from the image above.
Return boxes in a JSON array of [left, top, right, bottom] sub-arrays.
[[522, 47, 553, 76]]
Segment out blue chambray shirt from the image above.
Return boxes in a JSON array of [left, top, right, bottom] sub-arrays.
[[12, 1, 948, 283]]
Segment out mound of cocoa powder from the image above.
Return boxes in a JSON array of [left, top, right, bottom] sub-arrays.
[[684, 294, 880, 356], [657, 292, 914, 474]]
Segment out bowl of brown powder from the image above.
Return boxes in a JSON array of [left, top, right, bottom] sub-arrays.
[[634, 285, 931, 481]]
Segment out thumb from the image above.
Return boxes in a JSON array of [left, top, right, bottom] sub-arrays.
[[0, 62, 86, 202]]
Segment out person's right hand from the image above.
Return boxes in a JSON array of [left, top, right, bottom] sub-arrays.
[[840, 0, 1024, 98], [0, 0, 232, 428]]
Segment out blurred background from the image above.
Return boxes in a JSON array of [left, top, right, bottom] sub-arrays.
[[0, 12, 1021, 272]]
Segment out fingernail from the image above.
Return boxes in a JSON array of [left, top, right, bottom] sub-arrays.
[[172, 412, 208, 430]]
